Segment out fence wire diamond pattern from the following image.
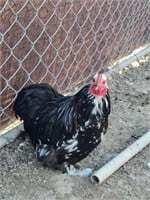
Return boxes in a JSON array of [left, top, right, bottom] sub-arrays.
[[0, 0, 150, 128]]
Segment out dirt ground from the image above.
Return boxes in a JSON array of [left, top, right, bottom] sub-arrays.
[[0, 55, 150, 200]]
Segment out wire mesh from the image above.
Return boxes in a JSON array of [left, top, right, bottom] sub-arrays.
[[0, 0, 150, 129]]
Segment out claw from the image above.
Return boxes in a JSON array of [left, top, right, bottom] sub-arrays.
[[66, 165, 93, 177]]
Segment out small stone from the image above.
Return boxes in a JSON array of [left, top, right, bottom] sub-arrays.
[[145, 76, 150, 80], [147, 162, 150, 169]]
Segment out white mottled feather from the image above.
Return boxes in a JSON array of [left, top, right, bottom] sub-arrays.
[[92, 97, 103, 115]]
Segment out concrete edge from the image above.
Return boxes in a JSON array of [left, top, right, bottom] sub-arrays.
[[0, 123, 23, 148]]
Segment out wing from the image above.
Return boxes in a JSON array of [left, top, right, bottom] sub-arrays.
[[28, 96, 76, 147]]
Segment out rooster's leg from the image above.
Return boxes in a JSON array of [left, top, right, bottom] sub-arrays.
[[64, 164, 93, 177], [35, 144, 93, 176], [35, 143, 60, 169]]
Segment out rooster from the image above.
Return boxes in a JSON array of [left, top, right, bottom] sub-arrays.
[[13, 73, 111, 176]]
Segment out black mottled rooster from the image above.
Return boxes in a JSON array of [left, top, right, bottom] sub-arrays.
[[13, 73, 111, 176]]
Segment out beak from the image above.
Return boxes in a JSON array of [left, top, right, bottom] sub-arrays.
[[95, 83, 100, 90]]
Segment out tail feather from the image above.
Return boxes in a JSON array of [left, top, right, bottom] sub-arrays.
[[13, 83, 63, 122]]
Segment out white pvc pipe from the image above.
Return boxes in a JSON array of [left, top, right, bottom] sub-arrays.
[[91, 130, 150, 184]]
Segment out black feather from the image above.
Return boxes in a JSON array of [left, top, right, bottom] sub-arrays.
[[13, 82, 111, 169]]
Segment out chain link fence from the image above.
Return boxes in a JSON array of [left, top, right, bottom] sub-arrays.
[[0, 0, 150, 129]]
